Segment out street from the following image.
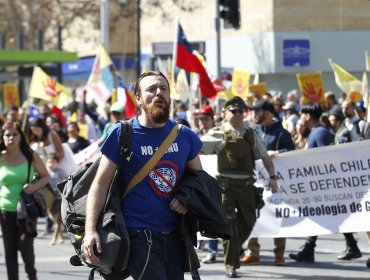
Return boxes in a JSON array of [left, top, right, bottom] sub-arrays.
[[0, 220, 369, 280]]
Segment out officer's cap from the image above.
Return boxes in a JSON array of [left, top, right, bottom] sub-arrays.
[[223, 96, 247, 111]]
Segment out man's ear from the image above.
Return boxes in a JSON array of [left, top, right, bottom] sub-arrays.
[[135, 94, 141, 104]]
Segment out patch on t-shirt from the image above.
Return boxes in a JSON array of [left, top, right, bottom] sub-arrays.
[[149, 160, 179, 197]]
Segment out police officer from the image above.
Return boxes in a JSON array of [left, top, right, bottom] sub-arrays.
[[201, 96, 278, 278]]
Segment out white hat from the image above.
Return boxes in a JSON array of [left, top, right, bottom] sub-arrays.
[[109, 102, 124, 113], [282, 101, 297, 111]]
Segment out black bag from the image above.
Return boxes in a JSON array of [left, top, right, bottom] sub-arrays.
[[22, 156, 47, 218], [57, 121, 132, 280], [21, 191, 46, 218]]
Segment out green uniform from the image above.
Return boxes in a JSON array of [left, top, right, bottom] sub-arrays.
[[201, 121, 267, 269]]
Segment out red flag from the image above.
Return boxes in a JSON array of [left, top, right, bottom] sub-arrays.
[[175, 23, 217, 99], [125, 91, 137, 119], [51, 105, 66, 127]]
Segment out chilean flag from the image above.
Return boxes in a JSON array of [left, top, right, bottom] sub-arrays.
[[175, 23, 217, 99], [117, 77, 137, 119]]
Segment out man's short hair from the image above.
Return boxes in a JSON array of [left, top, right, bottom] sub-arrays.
[[134, 71, 170, 96], [325, 91, 336, 101], [300, 103, 322, 121]]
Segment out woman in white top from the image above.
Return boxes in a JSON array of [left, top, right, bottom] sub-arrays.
[[29, 118, 64, 163]]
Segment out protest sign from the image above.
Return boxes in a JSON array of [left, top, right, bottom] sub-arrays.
[[231, 69, 250, 97], [297, 72, 326, 106], [251, 140, 370, 237], [249, 83, 268, 100], [2, 83, 20, 109]]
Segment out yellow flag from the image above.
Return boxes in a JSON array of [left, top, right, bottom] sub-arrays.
[[111, 88, 118, 103], [297, 72, 325, 106], [329, 60, 362, 101], [99, 43, 113, 69], [29, 67, 71, 108], [231, 69, 250, 97], [249, 83, 268, 100], [2, 83, 20, 109], [366, 51, 370, 72]]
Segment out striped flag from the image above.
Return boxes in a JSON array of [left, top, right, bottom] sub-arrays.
[[86, 43, 114, 103], [175, 23, 216, 99]]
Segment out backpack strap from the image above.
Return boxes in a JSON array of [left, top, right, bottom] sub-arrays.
[[122, 123, 182, 199], [26, 160, 31, 183], [26, 151, 34, 183], [119, 120, 133, 161], [102, 120, 133, 211]]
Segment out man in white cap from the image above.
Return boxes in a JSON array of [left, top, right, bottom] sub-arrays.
[[282, 101, 299, 136]]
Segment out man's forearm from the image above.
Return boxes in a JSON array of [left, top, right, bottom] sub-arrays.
[[85, 181, 107, 232], [261, 155, 276, 177]]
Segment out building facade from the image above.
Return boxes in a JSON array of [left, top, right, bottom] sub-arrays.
[[141, 0, 370, 96]]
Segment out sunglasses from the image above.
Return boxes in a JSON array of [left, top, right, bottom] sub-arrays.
[[4, 133, 19, 138], [229, 109, 244, 115], [112, 111, 123, 116]]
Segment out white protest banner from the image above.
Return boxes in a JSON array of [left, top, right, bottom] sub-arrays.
[[199, 154, 218, 178], [251, 140, 370, 238], [73, 141, 101, 166]]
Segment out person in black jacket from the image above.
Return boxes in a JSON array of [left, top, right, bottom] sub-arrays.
[[66, 122, 90, 154], [241, 100, 295, 266]]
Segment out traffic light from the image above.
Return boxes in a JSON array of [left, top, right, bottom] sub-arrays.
[[220, 0, 240, 29]]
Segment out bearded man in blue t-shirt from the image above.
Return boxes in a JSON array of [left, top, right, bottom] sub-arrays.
[[83, 71, 203, 280]]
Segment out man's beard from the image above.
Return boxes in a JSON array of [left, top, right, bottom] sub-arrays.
[[142, 98, 170, 124], [255, 114, 265, 125]]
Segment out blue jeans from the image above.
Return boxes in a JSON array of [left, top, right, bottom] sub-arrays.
[[127, 228, 185, 280], [208, 239, 218, 253]]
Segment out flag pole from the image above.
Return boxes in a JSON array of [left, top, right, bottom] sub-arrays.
[[171, 18, 179, 119], [22, 66, 38, 132]]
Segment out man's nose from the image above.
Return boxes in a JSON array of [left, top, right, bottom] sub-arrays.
[[155, 87, 163, 95]]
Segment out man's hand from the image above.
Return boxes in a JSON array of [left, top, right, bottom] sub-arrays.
[[83, 230, 101, 264], [170, 198, 188, 214], [268, 178, 279, 193], [267, 150, 279, 157]]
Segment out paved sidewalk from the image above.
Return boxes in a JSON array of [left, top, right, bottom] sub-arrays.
[[0, 220, 369, 279]]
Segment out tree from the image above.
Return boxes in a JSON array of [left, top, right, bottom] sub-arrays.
[[0, 0, 201, 53]]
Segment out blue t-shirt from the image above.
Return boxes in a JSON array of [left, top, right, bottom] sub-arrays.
[[307, 125, 334, 148], [101, 118, 202, 232]]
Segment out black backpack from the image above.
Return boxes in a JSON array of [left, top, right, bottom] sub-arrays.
[[57, 121, 132, 280]]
